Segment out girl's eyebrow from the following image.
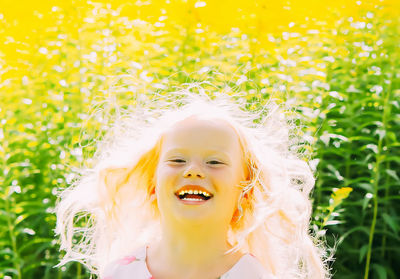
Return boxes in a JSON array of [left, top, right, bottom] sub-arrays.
[[164, 148, 186, 154], [164, 148, 231, 159]]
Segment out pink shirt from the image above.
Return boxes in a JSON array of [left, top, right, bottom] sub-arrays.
[[103, 246, 274, 279]]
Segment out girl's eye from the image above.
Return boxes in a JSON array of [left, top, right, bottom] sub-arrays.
[[169, 159, 185, 163], [207, 160, 223, 165]]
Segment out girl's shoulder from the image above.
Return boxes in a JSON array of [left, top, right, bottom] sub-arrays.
[[102, 246, 153, 279], [221, 253, 276, 279], [102, 246, 275, 279]]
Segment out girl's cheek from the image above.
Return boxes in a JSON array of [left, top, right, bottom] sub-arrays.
[[162, 167, 181, 177], [209, 167, 234, 179], [157, 165, 176, 177], [157, 168, 181, 189]]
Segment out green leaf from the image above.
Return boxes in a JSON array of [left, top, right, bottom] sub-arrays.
[[365, 144, 378, 154], [326, 164, 344, 181], [337, 226, 370, 245], [357, 183, 374, 193], [381, 156, 400, 164], [17, 238, 53, 254], [359, 244, 368, 263], [0, 268, 19, 275], [0, 247, 14, 256], [382, 213, 399, 233], [385, 169, 399, 181], [362, 193, 373, 211], [372, 263, 387, 279]]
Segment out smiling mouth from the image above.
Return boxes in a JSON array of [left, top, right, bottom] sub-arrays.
[[174, 185, 214, 202]]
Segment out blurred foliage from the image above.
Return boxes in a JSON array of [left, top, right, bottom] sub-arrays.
[[0, 0, 399, 278]]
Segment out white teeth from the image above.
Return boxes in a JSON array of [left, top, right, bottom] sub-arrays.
[[182, 198, 204, 201], [177, 189, 212, 197]]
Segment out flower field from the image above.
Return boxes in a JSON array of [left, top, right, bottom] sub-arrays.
[[0, 0, 399, 278]]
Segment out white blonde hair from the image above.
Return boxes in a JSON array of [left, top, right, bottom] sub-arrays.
[[55, 89, 331, 278]]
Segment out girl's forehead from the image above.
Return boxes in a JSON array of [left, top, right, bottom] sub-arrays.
[[160, 117, 242, 153], [170, 115, 232, 131]]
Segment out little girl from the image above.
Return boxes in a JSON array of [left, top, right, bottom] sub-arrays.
[[56, 92, 330, 279]]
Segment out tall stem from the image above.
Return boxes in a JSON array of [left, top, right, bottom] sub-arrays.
[[5, 194, 22, 279], [363, 65, 391, 279], [379, 63, 393, 259], [77, 262, 82, 279]]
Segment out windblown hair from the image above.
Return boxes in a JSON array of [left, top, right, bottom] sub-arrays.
[[56, 90, 331, 278]]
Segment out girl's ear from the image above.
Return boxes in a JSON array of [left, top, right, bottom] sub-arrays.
[[149, 191, 157, 202], [231, 186, 251, 226], [148, 184, 159, 218], [231, 208, 241, 224], [147, 173, 157, 198]]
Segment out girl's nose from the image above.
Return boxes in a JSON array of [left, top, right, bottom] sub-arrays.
[[183, 164, 205, 178]]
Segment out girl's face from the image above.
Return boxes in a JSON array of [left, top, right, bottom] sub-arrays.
[[155, 116, 248, 226]]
